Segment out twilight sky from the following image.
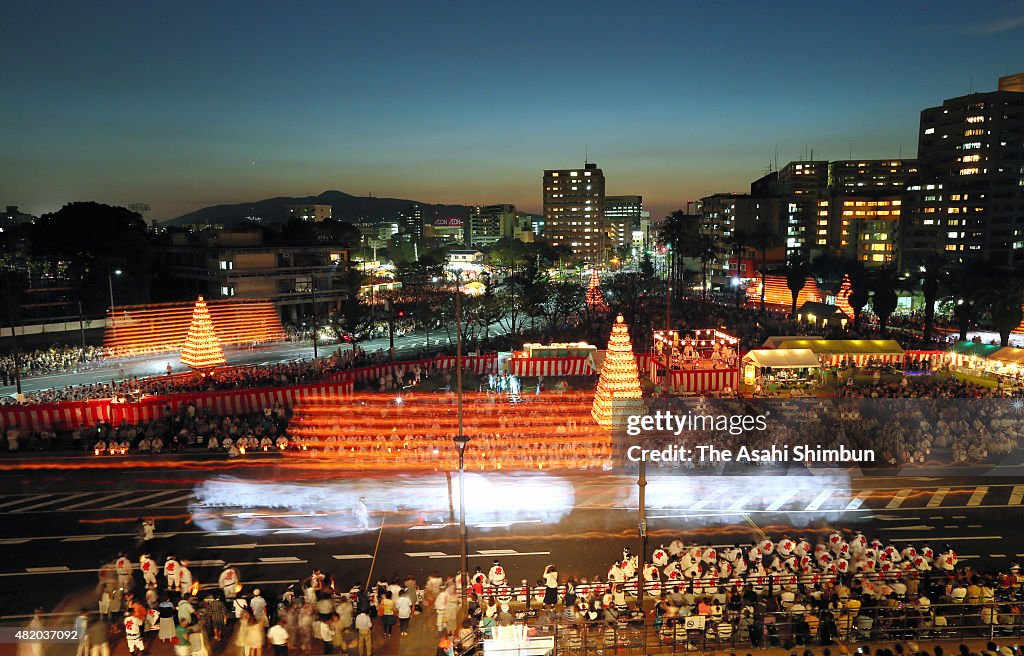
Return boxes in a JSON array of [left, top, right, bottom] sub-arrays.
[[2, 1, 1022, 221]]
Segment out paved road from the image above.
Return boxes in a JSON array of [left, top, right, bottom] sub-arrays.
[[0, 322, 504, 398], [0, 457, 1021, 619]]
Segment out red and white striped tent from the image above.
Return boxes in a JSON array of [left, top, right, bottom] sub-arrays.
[[648, 359, 739, 394], [776, 339, 905, 367]]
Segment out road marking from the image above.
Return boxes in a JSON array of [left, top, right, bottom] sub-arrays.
[[199, 543, 315, 550], [886, 489, 912, 509], [14, 492, 93, 513], [60, 492, 135, 511], [273, 528, 316, 534], [409, 524, 448, 531], [475, 522, 511, 528], [0, 495, 54, 510], [687, 497, 714, 511], [332, 554, 374, 560], [258, 557, 303, 563], [105, 490, 181, 509], [429, 551, 551, 559], [991, 554, 1006, 558], [1009, 485, 1024, 505], [0, 539, 30, 545], [26, 566, 70, 573], [880, 525, 933, 531], [888, 535, 1001, 542], [927, 488, 949, 508], [60, 536, 105, 542], [967, 487, 988, 507], [147, 492, 195, 507], [726, 493, 758, 512], [805, 489, 833, 511], [844, 492, 869, 511], [478, 549, 518, 555]]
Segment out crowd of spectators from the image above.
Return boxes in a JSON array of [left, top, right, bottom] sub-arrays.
[[0, 344, 106, 384]]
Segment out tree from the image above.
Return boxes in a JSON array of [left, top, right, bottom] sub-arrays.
[[980, 265, 1024, 347], [659, 210, 699, 301], [748, 222, 778, 314], [942, 261, 988, 342], [544, 281, 584, 333], [729, 229, 750, 306], [784, 254, 810, 316], [909, 251, 947, 343], [696, 235, 717, 301], [869, 266, 901, 334]]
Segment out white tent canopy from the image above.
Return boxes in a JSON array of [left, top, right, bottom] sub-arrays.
[[743, 348, 822, 369], [761, 335, 823, 350]]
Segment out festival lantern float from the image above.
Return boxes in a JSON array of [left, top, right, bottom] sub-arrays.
[[180, 296, 227, 371], [592, 314, 645, 428]]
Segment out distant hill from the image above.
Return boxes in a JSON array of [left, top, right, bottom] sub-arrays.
[[167, 190, 469, 227]]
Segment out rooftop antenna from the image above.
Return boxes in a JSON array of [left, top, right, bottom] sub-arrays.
[[774, 145, 779, 172], [899, 144, 903, 159], [585, 144, 589, 166], [969, 74, 974, 94]]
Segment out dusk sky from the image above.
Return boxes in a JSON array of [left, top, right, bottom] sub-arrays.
[[2, 1, 1022, 222]]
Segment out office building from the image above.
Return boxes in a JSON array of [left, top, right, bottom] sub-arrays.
[[900, 74, 1024, 267], [158, 228, 348, 321], [398, 203, 424, 242], [542, 162, 606, 263], [470, 204, 516, 247], [826, 159, 916, 266], [604, 195, 643, 254]]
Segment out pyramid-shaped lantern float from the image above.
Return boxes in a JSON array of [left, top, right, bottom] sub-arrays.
[[834, 273, 855, 319], [592, 314, 645, 428], [180, 296, 227, 371], [585, 269, 606, 309]]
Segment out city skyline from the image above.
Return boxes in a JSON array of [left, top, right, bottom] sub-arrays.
[[2, 0, 1022, 221]]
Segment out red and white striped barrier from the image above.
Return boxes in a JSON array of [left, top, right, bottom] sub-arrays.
[[0, 380, 354, 432], [820, 353, 903, 367], [650, 360, 739, 394], [509, 357, 593, 377]]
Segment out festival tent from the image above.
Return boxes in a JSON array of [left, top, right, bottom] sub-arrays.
[[945, 341, 1002, 368], [743, 349, 822, 369], [761, 335, 823, 350], [776, 339, 904, 366], [989, 346, 1024, 365]]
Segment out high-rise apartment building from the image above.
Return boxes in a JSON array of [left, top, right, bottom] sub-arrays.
[[398, 203, 424, 242], [604, 195, 643, 254], [777, 161, 829, 256], [900, 74, 1024, 268], [542, 162, 606, 263]]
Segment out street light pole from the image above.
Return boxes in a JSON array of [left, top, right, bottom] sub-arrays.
[[311, 272, 318, 359], [453, 274, 469, 608]]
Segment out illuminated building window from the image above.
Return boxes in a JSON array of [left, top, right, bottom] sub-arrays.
[[966, 115, 985, 123], [960, 168, 980, 175]]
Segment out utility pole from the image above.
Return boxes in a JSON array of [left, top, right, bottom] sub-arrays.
[[311, 272, 318, 359], [4, 271, 22, 395], [78, 301, 87, 362], [637, 457, 648, 615]]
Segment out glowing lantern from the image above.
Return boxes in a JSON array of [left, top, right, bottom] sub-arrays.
[[585, 270, 607, 309], [180, 296, 227, 371], [592, 314, 645, 428]]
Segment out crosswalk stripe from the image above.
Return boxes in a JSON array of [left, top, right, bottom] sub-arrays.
[[726, 493, 757, 512], [886, 489, 912, 509], [845, 491, 870, 511], [967, 486, 988, 507], [60, 492, 135, 511], [687, 497, 714, 511], [927, 488, 949, 508], [14, 493, 93, 513], [1009, 485, 1024, 506], [0, 495, 54, 511], [805, 489, 833, 511], [105, 490, 181, 509], [765, 490, 798, 512], [147, 492, 196, 508]]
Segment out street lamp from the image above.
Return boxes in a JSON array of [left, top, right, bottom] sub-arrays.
[[453, 272, 469, 607], [108, 268, 122, 310]]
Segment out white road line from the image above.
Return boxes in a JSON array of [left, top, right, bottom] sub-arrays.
[[0, 495, 54, 511], [409, 524, 448, 531], [687, 497, 714, 511], [770, 493, 798, 513], [60, 491, 135, 511], [886, 489, 912, 509], [258, 557, 303, 563], [805, 489, 834, 512], [991, 554, 1007, 558], [26, 566, 70, 573], [475, 522, 511, 528], [726, 493, 758, 512], [105, 490, 181, 509], [1009, 485, 1024, 506], [844, 492, 869, 511], [200, 543, 315, 550], [14, 492, 93, 513], [927, 488, 949, 508], [147, 492, 196, 507], [967, 487, 988, 507], [478, 549, 518, 555], [60, 536, 104, 542], [0, 539, 30, 545], [273, 528, 317, 534], [888, 535, 1001, 542], [332, 554, 374, 560], [406, 552, 447, 557], [429, 551, 550, 559]]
